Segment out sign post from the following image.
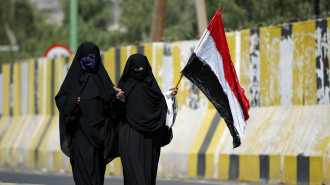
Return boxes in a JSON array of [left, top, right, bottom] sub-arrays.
[[70, 0, 78, 52], [44, 44, 72, 58]]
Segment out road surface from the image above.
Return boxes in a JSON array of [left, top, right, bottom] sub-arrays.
[[0, 168, 270, 185]]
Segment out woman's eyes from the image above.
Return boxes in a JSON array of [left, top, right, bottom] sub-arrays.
[[134, 66, 145, 71], [85, 55, 96, 60]]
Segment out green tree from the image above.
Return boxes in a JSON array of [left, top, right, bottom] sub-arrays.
[[206, 0, 329, 30], [119, 0, 199, 42], [60, 0, 120, 50], [0, 0, 64, 63], [119, 0, 154, 44], [163, 0, 198, 41]]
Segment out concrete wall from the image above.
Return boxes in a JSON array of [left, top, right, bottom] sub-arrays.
[[0, 18, 329, 184]]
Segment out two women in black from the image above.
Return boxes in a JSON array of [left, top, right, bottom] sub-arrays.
[[56, 43, 177, 185]]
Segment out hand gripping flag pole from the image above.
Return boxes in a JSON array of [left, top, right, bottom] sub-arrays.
[[174, 74, 183, 89]]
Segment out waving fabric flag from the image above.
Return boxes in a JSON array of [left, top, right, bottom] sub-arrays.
[[181, 8, 250, 148]]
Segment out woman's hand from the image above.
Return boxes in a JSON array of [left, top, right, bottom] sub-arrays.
[[169, 87, 178, 96], [115, 88, 125, 102], [77, 97, 81, 104]]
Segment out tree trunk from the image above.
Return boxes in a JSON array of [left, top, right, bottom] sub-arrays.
[[195, 0, 207, 37], [150, 0, 167, 42]]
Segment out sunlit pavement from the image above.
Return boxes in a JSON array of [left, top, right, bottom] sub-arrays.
[[0, 167, 271, 185]]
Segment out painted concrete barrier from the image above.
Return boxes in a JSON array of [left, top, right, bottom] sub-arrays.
[[165, 105, 329, 185], [0, 18, 329, 184], [0, 105, 328, 184]]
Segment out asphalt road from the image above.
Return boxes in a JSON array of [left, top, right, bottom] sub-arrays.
[[0, 168, 269, 185]]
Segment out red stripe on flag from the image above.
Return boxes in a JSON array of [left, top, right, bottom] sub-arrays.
[[207, 8, 250, 121]]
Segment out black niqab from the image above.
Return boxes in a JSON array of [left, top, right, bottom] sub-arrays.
[[118, 53, 167, 132], [55, 42, 114, 156]]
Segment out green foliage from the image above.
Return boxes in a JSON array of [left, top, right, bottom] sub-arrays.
[[119, 0, 154, 44], [205, 0, 329, 30], [119, 0, 198, 42], [0, 0, 69, 63], [61, 0, 120, 51], [163, 0, 198, 41], [62, 0, 114, 30]]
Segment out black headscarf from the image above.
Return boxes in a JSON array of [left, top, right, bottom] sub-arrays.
[[55, 42, 114, 156], [118, 53, 167, 132], [60, 42, 114, 99]]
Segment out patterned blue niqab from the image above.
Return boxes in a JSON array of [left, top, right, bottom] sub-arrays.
[[80, 54, 98, 72]]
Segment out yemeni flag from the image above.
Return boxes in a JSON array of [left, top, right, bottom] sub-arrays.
[[181, 8, 250, 148]]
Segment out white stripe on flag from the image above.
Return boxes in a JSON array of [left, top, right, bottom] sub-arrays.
[[194, 30, 246, 136]]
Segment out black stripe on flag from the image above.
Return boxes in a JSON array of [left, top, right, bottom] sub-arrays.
[[182, 53, 241, 147]]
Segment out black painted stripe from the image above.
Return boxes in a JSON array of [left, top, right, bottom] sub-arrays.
[[0, 64, 2, 117], [115, 47, 121, 84], [229, 154, 239, 180], [101, 53, 104, 64], [138, 45, 144, 54], [164, 43, 171, 56], [249, 28, 260, 107], [281, 24, 292, 40], [9, 63, 13, 116], [51, 59, 55, 115], [297, 154, 309, 184], [34, 116, 53, 168], [251, 28, 260, 50], [197, 113, 221, 176], [316, 19, 329, 103], [259, 155, 269, 181], [34, 59, 39, 114], [0, 117, 12, 141], [65, 57, 69, 70]]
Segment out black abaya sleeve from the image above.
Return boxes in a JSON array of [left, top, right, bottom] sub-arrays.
[[63, 94, 80, 122], [55, 89, 81, 157], [105, 88, 126, 120], [104, 88, 123, 161], [107, 88, 117, 118], [56, 89, 80, 122]]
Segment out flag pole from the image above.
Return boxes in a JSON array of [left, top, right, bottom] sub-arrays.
[[175, 74, 183, 89]]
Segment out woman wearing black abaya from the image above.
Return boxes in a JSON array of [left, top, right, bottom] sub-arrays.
[[55, 42, 124, 185], [117, 53, 177, 185]]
